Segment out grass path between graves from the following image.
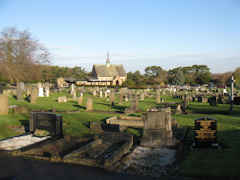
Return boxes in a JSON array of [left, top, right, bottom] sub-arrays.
[[1, 90, 240, 179]]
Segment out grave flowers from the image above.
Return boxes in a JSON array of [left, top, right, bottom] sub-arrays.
[[34, 129, 50, 137]]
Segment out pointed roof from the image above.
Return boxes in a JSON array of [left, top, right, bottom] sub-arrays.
[[93, 64, 125, 77]]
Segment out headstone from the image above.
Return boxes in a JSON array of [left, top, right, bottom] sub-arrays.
[[19, 82, 25, 91], [38, 87, 44, 97], [175, 104, 182, 114], [58, 96, 67, 103], [100, 91, 103, 98], [14, 106, 29, 114], [193, 117, 218, 149], [209, 97, 217, 106], [140, 107, 176, 147], [234, 97, 240, 105], [17, 83, 23, 101], [105, 91, 108, 98], [86, 98, 93, 111], [141, 93, 144, 101], [30, 88, 38, 104], [78, 95, 83, 105], [0, 94, 8, 114], [124, 100, 138, 114], [45, 82, 50, 97], [119, 93, 123, 105], [110, 92, 115, 106], [93, 90, 97, 96], [156, 92, 161, 104], [0, 84, 3, 94], [29, 112, 63, 136]]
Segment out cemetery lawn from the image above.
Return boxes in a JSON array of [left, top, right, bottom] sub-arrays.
[[1, 92, 240, 179]]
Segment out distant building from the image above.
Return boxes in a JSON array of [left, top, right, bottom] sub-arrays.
[[77, 53, 127, 86]]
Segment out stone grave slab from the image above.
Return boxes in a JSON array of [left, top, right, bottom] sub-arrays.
[[63, 132, 133, 169]]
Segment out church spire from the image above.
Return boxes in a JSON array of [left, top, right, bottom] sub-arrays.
[[106, 51, 110, 67]]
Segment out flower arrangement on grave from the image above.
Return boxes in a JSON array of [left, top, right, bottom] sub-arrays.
[[34, 129, 50, 137]]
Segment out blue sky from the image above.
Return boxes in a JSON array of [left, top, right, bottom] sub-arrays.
[[0, 0, 239, 74]]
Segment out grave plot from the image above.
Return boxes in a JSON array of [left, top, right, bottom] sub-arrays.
[[21, 136, 94, 161], [106, 115, 143, 128], [63, 132, 133, 169], [0, 112, 63, 155]]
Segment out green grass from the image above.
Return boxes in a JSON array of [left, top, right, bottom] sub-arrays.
[[1, 91, 240, 178]]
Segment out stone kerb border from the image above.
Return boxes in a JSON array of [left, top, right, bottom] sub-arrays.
[[63, 132, 133, 169], [106, 116, 143, 128]]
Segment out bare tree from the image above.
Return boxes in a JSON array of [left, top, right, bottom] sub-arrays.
[[0, 27, 50, 83]]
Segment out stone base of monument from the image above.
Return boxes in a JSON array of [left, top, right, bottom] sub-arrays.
[[140, 130, 176, 148], [63, 132, 133, 169]]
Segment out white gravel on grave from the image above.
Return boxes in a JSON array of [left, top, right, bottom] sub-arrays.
[[0, 134, 51, 151], [120, 146, 176, 177]]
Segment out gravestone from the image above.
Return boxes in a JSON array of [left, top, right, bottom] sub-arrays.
[[38, 87, 44, 97], [30, 88, 38, 104], [119, 93, 123, 105], [0, 84, 3, 94], [29, 112, 63, 136], [58, 96, 67, 103], [86, 98, 93, 111], [193, 117, 218, 149], [234, 97, 240, 105], [78, 94, 83, 105], [217, 95, 223, 104], [100, 91, 103, 98], [140, 107, 176, 147], [175, 104, 182, 114], [45, 82, 50, 97], [0, 94, 8, 114], [17, 83, 23, 101], [124, 100, 138, 114], [19, 82, 25, 91], [141, 93, 144, 100], [105, 91, 108, 98], [110, 92, 115, 106], [156, 91, 161, 104], [13, 106, 29, 114], [209, 97, 217, 106]]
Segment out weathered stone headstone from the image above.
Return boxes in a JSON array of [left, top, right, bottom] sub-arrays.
[[58, 96, 67, 103], [100, 91, 103, 98], [175, 104, 182, 114], [105, 91, 108, 98], [140, 107, 176, 147], [14, 106, 29, 114], [17, 83, 23, 101], [0, 84, 3, 94], [30, 88, 38, 104], [45, 82, 50, 97], [156, 92, 161, 104], [141, 93, 144, 101], [0, 94, 8, 114], [124, 100, 138, 114], [19, 82, 25, 91], [86, 98, 93, 111], [29, 112, 63, 136], [110, 92, 115, 106], [78, 94, 83, 105], [119, 93, 123, 105], [193, 117, 218, 149]]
